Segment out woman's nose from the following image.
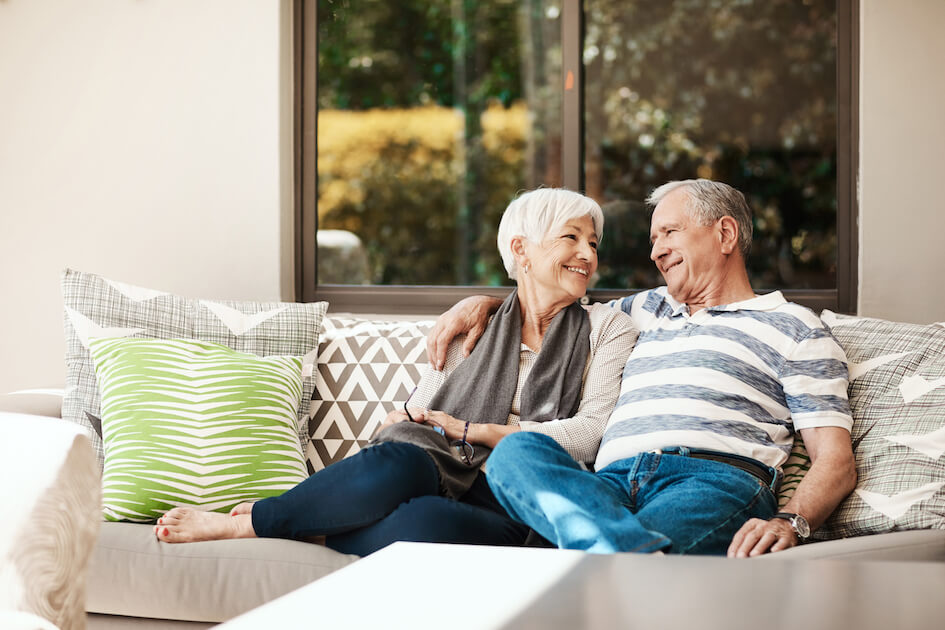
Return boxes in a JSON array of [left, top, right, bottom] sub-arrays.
[[578, 240, 595, 260]]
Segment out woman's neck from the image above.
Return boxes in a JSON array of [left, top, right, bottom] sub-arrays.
[[516, 283, 571, 352]]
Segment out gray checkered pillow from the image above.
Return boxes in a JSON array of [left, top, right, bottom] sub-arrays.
[[307, 316, 434, 473], [62, 269, 327, 468], [812, 311, 945, 539]]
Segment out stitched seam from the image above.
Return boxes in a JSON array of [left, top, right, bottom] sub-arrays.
[[680, 484, 767, 554]]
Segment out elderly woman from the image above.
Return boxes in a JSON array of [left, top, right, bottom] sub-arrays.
[[155, 188, 636, 555]]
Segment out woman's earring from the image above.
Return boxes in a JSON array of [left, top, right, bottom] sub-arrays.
[[523, 264, 530, 274]]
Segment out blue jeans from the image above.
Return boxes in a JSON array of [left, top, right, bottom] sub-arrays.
[[486, 432, 778, 555], [251, 441, 529, 556]]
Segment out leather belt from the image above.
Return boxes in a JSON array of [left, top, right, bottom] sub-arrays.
[[650, 447, 780, 491]]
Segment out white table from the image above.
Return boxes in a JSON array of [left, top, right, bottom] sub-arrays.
[[219, 542, 945, 630]]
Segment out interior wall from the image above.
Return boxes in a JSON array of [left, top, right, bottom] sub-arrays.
[[0, 0, 293, 392], [2, 0, 943, 392], [858, 0, 945, 324]]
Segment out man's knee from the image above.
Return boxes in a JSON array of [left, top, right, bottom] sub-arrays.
[[490, 431, 555, 478]]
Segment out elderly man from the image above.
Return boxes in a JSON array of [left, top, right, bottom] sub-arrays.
[[427, 179, 856, 556]]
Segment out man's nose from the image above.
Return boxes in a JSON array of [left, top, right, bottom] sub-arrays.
[[650, 240, 666, 261]]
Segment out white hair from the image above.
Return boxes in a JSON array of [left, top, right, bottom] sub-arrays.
[[497, 188, 604, 280], [647, 179, 754, 259]]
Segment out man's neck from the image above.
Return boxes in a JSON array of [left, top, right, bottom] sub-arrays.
[[683, 270, 755, 315]]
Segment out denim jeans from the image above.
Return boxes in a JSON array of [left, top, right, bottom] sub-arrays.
[[486, 432, 778, 555], [251, 441, 529, 556]]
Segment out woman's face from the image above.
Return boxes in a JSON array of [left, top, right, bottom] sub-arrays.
[[524, 214, 598, 304]]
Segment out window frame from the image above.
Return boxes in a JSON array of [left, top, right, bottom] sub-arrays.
[[296, 0, 859, 316]]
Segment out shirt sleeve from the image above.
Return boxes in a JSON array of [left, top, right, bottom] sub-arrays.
[[407, 335, 465, 411], [780, 326, 854, 432], [518, 304, 638, 463]]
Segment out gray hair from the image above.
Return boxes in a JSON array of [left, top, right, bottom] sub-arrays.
[[497, 188, 604, 280], [647, 179, 753, 259]]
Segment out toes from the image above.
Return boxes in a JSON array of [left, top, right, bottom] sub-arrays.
[[164, 507, 188, 519], [230, 502, 255, 516]]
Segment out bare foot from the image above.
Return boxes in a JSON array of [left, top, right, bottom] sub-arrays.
[[229, 502, 255, 516], [154, 507, 256, 543]]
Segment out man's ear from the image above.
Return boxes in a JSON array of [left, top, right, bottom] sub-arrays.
[[718, 216, 739, 255]]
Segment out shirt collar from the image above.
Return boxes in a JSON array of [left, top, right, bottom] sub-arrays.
[[658, 287, 786, 316]]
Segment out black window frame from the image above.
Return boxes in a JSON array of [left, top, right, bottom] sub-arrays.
[[295, 0, 859, 315]]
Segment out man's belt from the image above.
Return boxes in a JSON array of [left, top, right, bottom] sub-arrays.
[[650, 447, 781, 491]]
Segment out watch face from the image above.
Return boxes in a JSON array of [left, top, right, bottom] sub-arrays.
[[792, 515, 811, 539]]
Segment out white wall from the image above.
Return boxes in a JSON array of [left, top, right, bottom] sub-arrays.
[[0, 1, 294, 391], [858, 0, 945, 323], [1, 1, 943, 392]]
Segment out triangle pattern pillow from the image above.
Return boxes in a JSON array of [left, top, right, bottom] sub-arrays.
[[307, 316, 434, 472], [89, 337, 309, 522], [62, 269, 328, 469], [813, 311, 945, 539]]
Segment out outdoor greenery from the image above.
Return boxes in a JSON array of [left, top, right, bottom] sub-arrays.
[[316, 0, 838, 290]]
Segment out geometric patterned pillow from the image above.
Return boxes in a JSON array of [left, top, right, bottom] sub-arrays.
[[812, 311, 945, 540], [307, 316, 434, 473], [61, 269, 327, 469]]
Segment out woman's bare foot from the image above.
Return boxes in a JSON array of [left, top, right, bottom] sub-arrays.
[[154, 507, 256, 543], [229, 502, 255, 517]]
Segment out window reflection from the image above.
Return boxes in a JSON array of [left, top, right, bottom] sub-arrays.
[[317, 0, 562, 286], [585, 0, 838, 291]]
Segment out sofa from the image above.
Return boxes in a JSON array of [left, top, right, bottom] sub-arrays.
[[1, 270, 944, 628]]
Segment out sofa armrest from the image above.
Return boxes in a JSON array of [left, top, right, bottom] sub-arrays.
[[0, 389, 63, 419]]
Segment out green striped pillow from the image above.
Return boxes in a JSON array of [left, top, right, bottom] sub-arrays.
[[89, 337, 309, 522]]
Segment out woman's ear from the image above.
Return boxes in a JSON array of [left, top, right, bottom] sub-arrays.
[[510, 235, 529, 268], [718, 216, 739, 255]]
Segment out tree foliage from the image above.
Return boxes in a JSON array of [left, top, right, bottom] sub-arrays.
[[316, 0, 839, 290]]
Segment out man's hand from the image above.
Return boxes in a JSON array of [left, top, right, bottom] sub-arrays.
[[426, 296, 501, 370], [727, 516, 797, 557], [727, 426, 856, 558]]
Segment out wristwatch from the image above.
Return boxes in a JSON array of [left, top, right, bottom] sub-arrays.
[[770, 512, 811, 541]]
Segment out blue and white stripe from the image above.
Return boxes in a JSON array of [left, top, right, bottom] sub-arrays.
[[596, 288, 852, 470]]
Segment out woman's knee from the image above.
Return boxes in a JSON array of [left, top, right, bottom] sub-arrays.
[[367, 441, 436, 476]]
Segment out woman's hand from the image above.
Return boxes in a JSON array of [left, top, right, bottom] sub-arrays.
[[380, 408, 426, 430], [422, 410, 466, 441], [423, 411, 520, 448]]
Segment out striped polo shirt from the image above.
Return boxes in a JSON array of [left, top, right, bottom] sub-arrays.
[[595, 288, 852, 471]]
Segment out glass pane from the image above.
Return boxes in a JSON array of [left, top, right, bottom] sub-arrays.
[[317, 0, 562, 286], [584, 0, 837, 291]]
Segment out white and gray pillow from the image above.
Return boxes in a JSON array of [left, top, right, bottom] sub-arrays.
[[813, 311, 945, 539], [62, 269, 327, 468]]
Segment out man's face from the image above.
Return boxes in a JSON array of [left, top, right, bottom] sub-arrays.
[[649, 188, 724, 304]]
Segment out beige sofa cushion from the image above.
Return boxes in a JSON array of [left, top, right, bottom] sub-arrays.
[[756, 529, 945, 562], [87, 523, 359, 623]]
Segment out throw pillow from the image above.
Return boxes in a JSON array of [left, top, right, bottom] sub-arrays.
[[307, 316, 434, 472], [89, 337, 310, 522], [813, 311, 945, 539], [777, 435, 811, 509], [61, 269, 327, 468]]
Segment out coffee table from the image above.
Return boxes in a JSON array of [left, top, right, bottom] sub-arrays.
[[218, 542, 945, 629]]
